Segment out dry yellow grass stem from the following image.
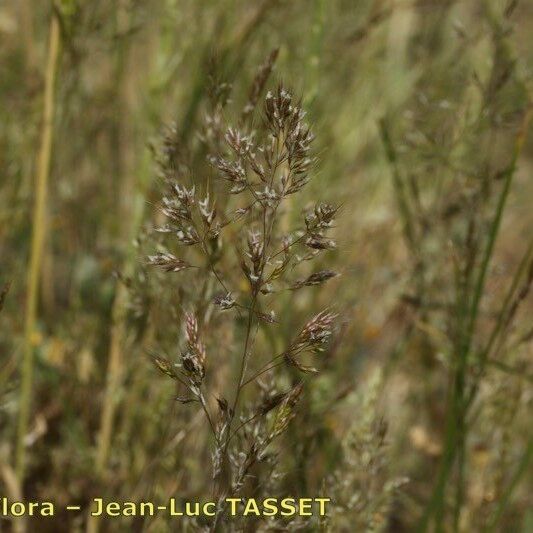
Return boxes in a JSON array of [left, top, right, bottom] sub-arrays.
[[16, 7, 61, 483]]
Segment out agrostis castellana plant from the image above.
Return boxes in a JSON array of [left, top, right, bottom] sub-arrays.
[[147, 78, 341, 529]]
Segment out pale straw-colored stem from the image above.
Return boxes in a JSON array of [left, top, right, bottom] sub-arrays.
[[16, 7, 61, 483]]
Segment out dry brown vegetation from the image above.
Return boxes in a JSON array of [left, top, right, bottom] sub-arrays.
[[1, 0, 532, 531]]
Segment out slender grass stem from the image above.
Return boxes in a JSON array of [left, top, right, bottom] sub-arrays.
[[463, 110, 531, 417], [88, 4, 138, 531], [466, 130, 528, 346], [241, 359, 285, 388], [17, 7, 61, 483], [418, 93, 531, 533]]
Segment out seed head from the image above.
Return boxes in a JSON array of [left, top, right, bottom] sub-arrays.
[[213, 292, 236, 310], [292, 270, 338, 289], [290, 310, 338, 354], [147, 252, 191, 273]]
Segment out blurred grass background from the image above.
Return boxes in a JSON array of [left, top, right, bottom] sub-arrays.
[[1, 0, 532, 531]]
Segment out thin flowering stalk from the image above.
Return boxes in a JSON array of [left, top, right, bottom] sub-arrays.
[[240, 360, 285, 388], [229, 130, 284, 421]]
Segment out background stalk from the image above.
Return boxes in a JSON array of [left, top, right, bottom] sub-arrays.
[[16, 5, 61, 483], [87, 2, 138, 531]]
